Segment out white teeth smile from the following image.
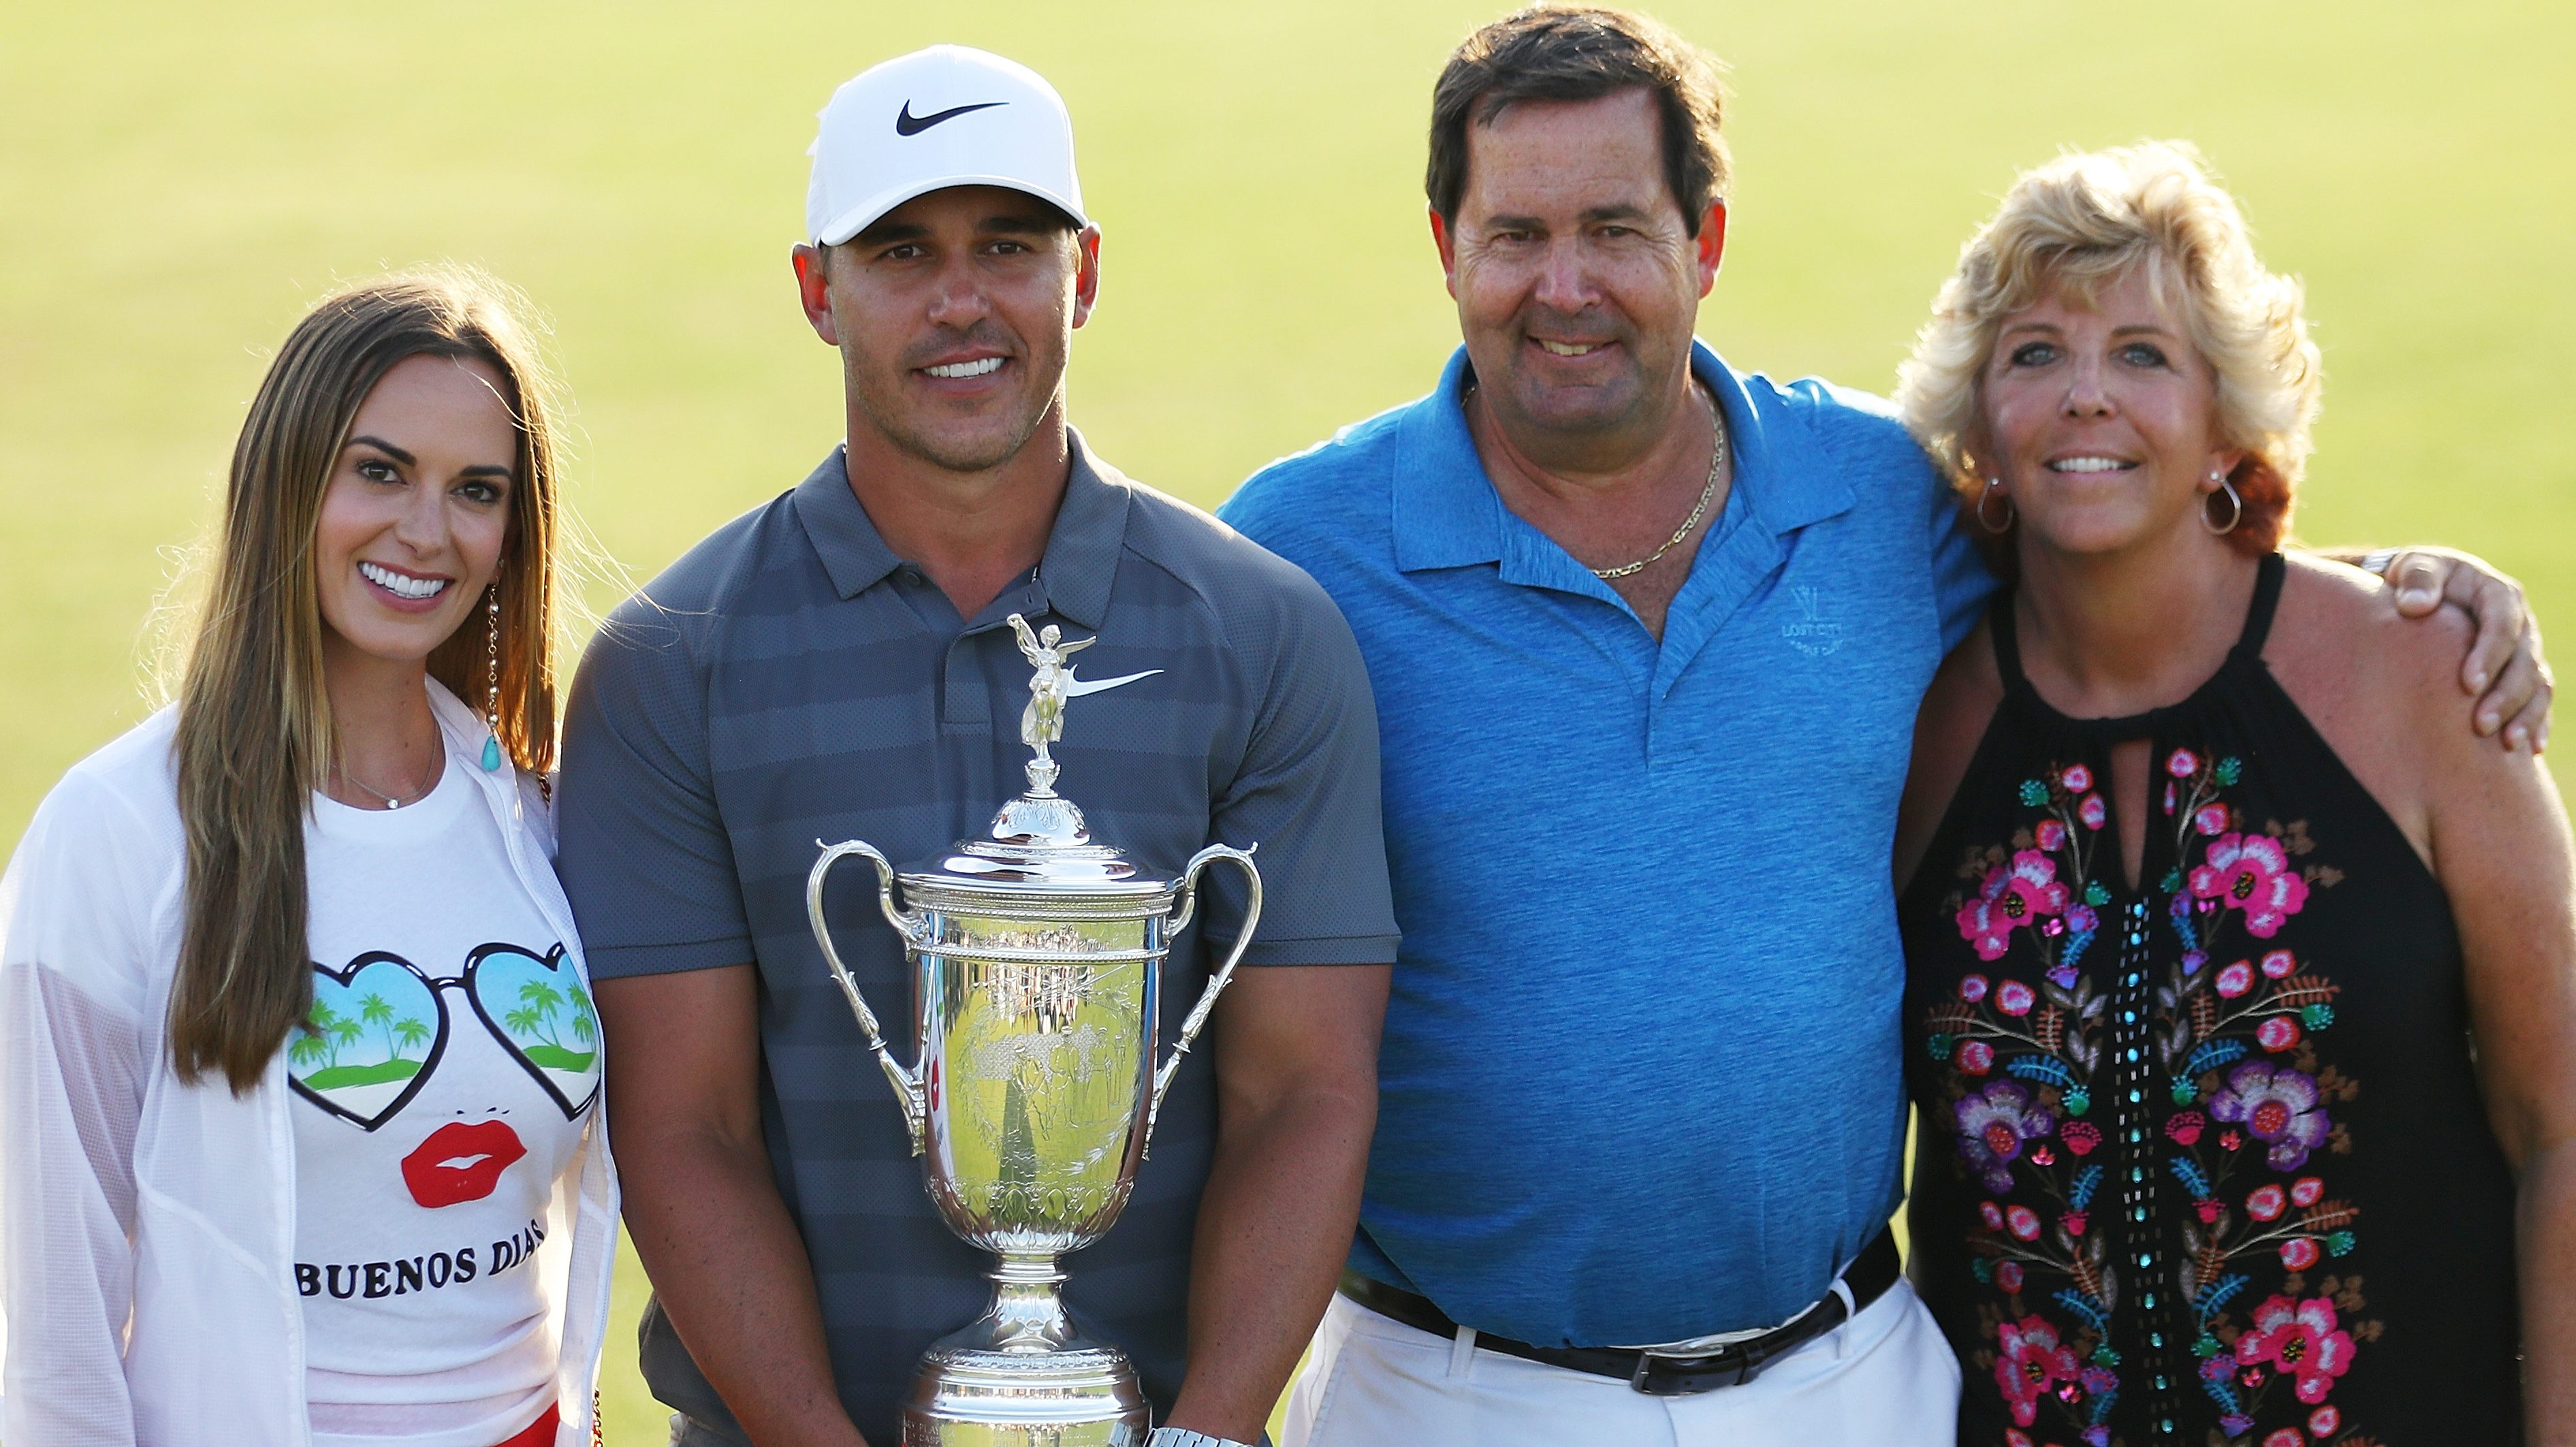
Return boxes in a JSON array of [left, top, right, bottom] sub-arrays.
[[1536, 340, 1604, 357], [2049, 456, 2135, 473], [926, 357, 1004, 379], [359, 561, 449, 600]]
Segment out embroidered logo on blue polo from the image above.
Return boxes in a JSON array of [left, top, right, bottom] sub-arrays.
[[1781, 586, 1847, 658]]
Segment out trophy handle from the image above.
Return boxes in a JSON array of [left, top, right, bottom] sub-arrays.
[[1143, 843, 1262, 1155], [808, 840, 929, 1154]]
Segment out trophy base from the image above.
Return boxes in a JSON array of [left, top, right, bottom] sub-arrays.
[[899, 1254, 1152, 1447]]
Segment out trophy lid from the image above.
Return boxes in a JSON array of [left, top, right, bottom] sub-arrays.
[[908, 790, 1167, 894], [895, 614, 1173, 903]]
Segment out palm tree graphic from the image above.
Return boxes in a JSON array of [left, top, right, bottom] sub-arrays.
[[569, 982, 598, 1048], [513, 977, 567, 1048], [293, 985, 431, 1095], [360, 991, 397, 1059], [501, 971, 597, 1073]]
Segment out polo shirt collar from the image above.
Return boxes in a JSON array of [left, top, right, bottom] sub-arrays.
[[789, 429, 1130, 629], [1033, 429, 1126, 631], [1388, 339, 1854, 576], [793, 445, 903, 599]]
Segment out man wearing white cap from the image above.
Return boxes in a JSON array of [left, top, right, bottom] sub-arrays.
[[559, 46, 1400, 1447]]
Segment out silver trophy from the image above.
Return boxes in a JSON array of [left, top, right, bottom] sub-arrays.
[[808, 614, 1262, 1446]]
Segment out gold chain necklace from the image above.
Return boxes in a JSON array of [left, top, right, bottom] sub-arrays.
[[1591, 384, 1728, 581]]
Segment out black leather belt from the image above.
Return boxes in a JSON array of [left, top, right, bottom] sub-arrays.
[[1337, 1227, 1901, 1396]]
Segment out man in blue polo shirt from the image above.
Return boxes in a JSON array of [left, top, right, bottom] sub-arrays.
[[1221, 10, 2546, 1446]]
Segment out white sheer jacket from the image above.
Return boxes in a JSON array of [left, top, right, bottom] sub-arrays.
[[0, 685, 619, 1446]]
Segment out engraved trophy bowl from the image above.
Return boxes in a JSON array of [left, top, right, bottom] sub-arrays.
[[808, 616, 1261, 1447]]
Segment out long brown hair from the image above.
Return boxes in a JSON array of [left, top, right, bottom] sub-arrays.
[[169, 268, 568, 1093]]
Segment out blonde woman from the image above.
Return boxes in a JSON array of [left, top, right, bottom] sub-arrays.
[[1890, 144, 2575, 1446], [0, 271, 616, 1446]]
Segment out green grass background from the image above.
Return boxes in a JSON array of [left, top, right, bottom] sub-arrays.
[[3, 2, 2568, 1441]]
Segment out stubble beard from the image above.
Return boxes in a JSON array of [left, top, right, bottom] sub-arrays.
[[845, 345, 1063, 476]]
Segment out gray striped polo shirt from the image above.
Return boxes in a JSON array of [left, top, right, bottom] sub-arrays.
[[556, 435, 1399, 1444]]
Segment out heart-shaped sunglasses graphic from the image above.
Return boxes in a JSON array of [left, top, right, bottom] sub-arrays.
[[289, 944, 598, 1131], [289, 953, 450, 1130], [462, 942, 601, 1119]]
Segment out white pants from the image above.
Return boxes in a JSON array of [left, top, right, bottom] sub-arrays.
[[1281, 1279, 1960, 1447]]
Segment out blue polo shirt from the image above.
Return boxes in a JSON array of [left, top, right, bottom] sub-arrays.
[[1219, 342, 1994, 1346]]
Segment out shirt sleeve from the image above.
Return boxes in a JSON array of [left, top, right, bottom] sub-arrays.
[[554, 604, 754, 979], [1926, 464, 2000, 652], [1, 774, 155, 1446], [1200, 565, 1401, 967]]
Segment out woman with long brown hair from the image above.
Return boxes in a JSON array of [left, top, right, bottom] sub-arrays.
[[0, 269, 616, 1446]]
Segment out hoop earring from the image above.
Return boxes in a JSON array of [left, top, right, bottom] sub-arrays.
[[479, 584, 505, 772], [2202, 472, 2243, 537], [1977, 477, 2016, 535]]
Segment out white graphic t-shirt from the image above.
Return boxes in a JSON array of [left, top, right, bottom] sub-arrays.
[[291, 759, 600, 1447]]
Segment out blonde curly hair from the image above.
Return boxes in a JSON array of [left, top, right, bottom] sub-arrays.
[[1895, 142, 2322, 556]]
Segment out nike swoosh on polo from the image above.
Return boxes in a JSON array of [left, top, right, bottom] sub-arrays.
[[895, 100, 1006, 136]]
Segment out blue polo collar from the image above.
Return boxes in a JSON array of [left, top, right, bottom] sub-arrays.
[[1390, 340, 1854, 576]]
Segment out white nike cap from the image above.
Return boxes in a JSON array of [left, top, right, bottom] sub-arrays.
[[806, 46, 1089, 247]]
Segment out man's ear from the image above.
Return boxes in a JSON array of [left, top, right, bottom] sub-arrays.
[[1429, 206, 1461, 301], [1070, 225, 1104, 329], [791, 243, 840, 346], [1694, 200, 1728, 298]]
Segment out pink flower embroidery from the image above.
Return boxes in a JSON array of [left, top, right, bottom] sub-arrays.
[[2257, 1016, 2305, 1053], [1960, 974, 1990, 1002], [1997, 1316, 2081, 1427], [2078, 793, 2108, 830], [2215, 959, 2255, 998], [2261, 949, 2297, 978], [1958, 1040, 1995, 1075], [2167, 748, 2200, 778], [2035, 818, 2068, 852], [2291, 1176, 2324, 1207], [2165, 1111, 2205, 1145], [2193, 803, 2230, 836], [2246, 1184, 2286, 1222], [2005, 1204, 2043, 1241], [1995, 980, 2037, 1017], [1997, 1260, 2024, 1292], [1957, 851, 2071, 959], [2263, 1431, 2302, 1447], [2061, 764, 2092, 791], [2235, 1294, 2357, 1404], [2061, 1122, 2101, 1156], [2309, 1405, 2342, 1437], [2189, 833, 2310, 937], [2280, 1237, 2321, 1270]]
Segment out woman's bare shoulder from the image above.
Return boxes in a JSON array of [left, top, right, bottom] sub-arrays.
[[2272, 553, 2476, 733], [1896, 618, 2005, 890]]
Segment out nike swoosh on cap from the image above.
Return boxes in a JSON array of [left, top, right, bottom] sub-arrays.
[[895, 99, 1006, 136]]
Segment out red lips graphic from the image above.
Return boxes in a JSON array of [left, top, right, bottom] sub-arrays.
[[400, 1120, 528, 1208]]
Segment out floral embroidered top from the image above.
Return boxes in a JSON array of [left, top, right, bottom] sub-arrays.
[[1900, 556, 2520, 1447]]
